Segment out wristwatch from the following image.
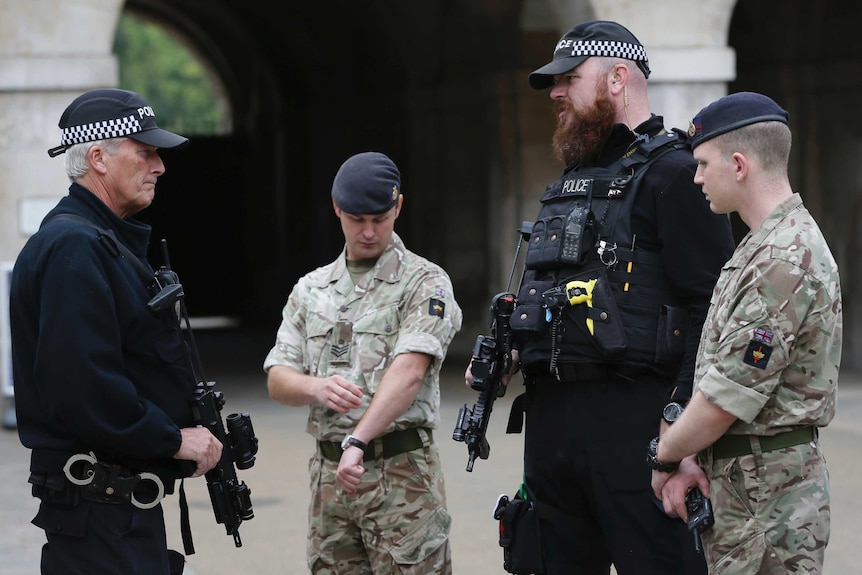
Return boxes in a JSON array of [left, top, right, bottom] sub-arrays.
[[662, 401, 685, 424], [647, 436, 680, 473], [341, 435, 367, 453]]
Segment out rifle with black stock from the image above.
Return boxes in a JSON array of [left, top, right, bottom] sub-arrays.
[[147, 240, 259, 550], [452, 222, 533, 471]]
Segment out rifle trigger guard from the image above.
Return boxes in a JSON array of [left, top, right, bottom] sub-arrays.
[[131, 472, 165, 509], [63, 451, 98, 486]]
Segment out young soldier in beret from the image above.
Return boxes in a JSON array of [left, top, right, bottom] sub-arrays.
[[264, 152, 462, 574], [651, 92, 841, 574], [12, 89, 222, 574]]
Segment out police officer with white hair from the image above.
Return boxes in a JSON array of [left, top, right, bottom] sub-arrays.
[[12, 88, 222, 575]]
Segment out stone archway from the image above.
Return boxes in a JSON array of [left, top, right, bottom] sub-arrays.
[[729, 0, 862, 367]]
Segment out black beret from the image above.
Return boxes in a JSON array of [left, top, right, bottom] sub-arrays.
[[528, 20, 650, 90], [687, 92, 789, 149], [331, 152, 401, 215], [48, 88, 188, 157]]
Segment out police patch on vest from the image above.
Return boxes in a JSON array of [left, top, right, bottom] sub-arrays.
[[561, 178, 593, 196], [743, 341, 772, 369], [429, 298, 445, 318]]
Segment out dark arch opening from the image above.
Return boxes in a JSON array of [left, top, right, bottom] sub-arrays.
[[110, 1, 523, 343]]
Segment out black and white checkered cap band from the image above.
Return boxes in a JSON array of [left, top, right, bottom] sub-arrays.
[[60, 115, 143, 147], [561, 40, 647, 62]]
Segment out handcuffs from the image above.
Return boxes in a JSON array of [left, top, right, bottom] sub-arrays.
[[62, 451, 165, 510]]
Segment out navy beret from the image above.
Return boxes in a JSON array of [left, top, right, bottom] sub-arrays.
[[529, 20, 650, 90], [331, 152, 401, 215], [687, 92, 789, 149], [48, 88, 188, 157]]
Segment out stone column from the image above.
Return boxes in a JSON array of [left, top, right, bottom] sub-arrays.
[[592, 0, 738, 129], [0, 0, 122, 261]]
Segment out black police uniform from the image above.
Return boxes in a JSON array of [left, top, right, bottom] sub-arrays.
[[11, 183, 195, 575], [512, 116, 735, 575]]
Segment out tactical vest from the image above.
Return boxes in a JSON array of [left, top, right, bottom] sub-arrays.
[[513, 131, 691, 374]]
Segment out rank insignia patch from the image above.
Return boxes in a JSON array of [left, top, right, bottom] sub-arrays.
[[743, 340, 772, 369], [429, 298, 445, 318]]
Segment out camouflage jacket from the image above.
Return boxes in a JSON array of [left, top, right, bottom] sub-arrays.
[[695, 193, 841, 436], [264, 232, 463, 440]]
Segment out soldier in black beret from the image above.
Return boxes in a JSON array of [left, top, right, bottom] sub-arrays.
[[653, 92, 839, 575], [265, 151, 463, 573]]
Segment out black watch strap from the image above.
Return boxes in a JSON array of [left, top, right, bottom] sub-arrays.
[[342, 435, 367, 452], [647, 436, 680, 473]]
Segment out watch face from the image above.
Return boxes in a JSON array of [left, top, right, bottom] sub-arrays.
[[663, 402, 684, 423]]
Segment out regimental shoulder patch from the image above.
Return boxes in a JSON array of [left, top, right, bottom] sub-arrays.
[[743, 340, 772, 369], [429, 298, 445, 318]]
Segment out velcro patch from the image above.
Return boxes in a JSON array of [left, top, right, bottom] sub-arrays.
[[429, 298, 445, 318], [743, 341, 772, 369]]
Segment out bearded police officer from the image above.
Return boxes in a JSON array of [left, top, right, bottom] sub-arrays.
[[507, 21, 735, 574], [264, 152, 462, 574], [651, 92, 841, 574], [12, 89, 222, 575]]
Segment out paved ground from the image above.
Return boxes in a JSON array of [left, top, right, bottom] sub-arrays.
[[2, 329, 861, 574]]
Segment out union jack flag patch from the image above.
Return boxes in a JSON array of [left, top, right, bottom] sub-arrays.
[[753, 327, 774, 344]]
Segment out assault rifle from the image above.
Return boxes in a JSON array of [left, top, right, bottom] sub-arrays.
[[452, 223, 532, 471], [147, 240, 258, 549]]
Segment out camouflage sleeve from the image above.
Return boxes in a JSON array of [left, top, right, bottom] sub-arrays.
[[391, 265, 463, 362], [262, 279, 309, 373], [697, 257, 797, 423]]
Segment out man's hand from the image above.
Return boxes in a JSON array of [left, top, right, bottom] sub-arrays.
[[335, 446, 365, 496], [464, 349, 520, 387], [314, 375, 363, 413], [174, 426, 223, 478], [652, 456, 709, 521]]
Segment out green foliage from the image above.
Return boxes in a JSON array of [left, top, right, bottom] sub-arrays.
[[113, 13, 226, 135]]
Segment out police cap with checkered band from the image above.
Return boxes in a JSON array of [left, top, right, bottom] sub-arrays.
[[47, 89, 188, 157], [687, 92, 789, 150], [528, 20, 651, 90]]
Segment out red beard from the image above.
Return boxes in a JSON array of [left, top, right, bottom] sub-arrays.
[[552, 84, 617, 167]]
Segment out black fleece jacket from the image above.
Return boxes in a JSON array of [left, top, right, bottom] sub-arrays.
[[11, 183, 194, 488]]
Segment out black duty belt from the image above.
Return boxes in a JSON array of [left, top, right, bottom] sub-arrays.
[[522, 362, 641, 382], [29, 451, 165, 509], [711, 427, 817, 460], [318, 428, 431, 463]]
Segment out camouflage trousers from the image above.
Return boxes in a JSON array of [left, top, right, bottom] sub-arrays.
[[700, 439, 830, 574], [307, 441, 452, 575]]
